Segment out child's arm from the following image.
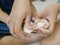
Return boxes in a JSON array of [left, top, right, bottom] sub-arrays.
[[34, 3, 60, 38]]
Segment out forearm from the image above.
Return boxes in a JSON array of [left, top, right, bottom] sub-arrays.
[[50, 3, 60, 21], [0, 8, 9, 24]]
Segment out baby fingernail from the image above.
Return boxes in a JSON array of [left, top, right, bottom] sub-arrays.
[[27, 26, 32, 30]]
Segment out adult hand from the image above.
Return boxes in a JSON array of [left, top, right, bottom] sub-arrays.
[[7, 0, 33, 38], [0, 8, 40, 44]]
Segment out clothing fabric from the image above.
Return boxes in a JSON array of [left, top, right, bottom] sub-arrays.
[[0, 0, 14, 38]]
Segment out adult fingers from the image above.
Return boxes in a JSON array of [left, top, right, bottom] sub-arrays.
[[25, 13, 32, 30]]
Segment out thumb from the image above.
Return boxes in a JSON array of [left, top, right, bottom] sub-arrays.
[[25, 14, 32, 30]]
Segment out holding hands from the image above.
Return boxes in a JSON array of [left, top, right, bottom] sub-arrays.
[[0, 0, 41, 43], [33, 3, 60, 38], [0, 1, 60, 44]]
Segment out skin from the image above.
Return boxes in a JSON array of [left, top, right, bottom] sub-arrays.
[[38, 3, 60, 45], [9, 0, 32, 38], [0, 21, 60, 45], [0, 1, 60, 45], [0, 0, 40, 45], [41, 21, 60, 45], [0, 0, 37, 39], [8, 0, 38, 39], [0, 8, 40, 44], [0, 20, 60, 45], [30, 3, 60, 45], [34, 3, 60, 38], [0, 4, 40, 45], [0, 36, 24, 45]]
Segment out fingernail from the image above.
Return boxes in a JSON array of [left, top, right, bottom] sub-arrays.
[[27, 26, 32, 30]]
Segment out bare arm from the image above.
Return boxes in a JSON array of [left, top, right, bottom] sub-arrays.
[[0, 8, 9, 24]]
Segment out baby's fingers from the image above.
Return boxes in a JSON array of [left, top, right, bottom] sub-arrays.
[[39, 28, 52, 36], [38, 30, 49, 38]]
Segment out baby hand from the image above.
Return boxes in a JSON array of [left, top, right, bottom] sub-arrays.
[[33, 19, 49, 29], [33, 18, 50, 38]]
